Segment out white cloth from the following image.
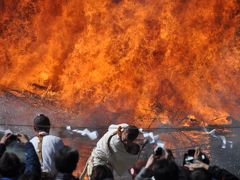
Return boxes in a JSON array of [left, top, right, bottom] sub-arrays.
[[89, 124, 138, 176], [30, 135, 64, 175]]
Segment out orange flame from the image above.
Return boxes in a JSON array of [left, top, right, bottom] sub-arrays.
[[0, 0, 240, 126]]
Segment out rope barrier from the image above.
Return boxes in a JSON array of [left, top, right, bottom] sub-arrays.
[[0, 123, 240, 130]]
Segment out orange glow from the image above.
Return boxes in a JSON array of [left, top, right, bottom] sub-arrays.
[[0, 0, 240, 127]]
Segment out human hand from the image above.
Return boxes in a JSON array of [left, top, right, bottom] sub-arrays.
[[117, 126, 123, 136], [17, 134, 29, 144], [194, 147, 200, 159], [0, 133, 12, 144], [118, 126, 129, 145], [184, 160, 209, 171]]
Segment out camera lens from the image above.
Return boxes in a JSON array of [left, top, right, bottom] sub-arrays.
[[5, 134, 18, 146], [154, 146, 163, 156]]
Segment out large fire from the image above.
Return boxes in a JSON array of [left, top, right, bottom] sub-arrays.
[[0, 0, 240, 127]]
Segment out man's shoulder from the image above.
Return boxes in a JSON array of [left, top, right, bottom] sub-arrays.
[[30, 136, 38, 143], [44, 135, 63, 142], [31, 135, 63, 144], [45, 134, 61, 139], [43, 135, 64, 150]]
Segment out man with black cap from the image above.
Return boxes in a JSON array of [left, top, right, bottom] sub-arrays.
[[30, 114, 64, 179]]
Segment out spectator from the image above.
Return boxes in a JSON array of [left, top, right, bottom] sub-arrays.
[[18, 134, 41, 179], [19, 171, 41, 180], [189, 168, 211, 180], [135, 149, 179, 180], [80, 124, 140, 179], [0, 133, 41, 180], [183, 148, 209, 166], [185, 160, 239, 180], [54, 146, 79, 180], [0, 152, 23, 180], [30, 114, 64, 179], [152, 159, 179, 180]]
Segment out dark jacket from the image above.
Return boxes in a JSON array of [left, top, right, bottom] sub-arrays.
[[208, 166, 239, 180], [0, 144, 6, 159], [55, 173, 78, 180], [23, 142, 41, 177], [0, 142, 41, 179]]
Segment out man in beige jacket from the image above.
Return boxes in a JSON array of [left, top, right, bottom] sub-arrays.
[[81, 124, 140, 180]]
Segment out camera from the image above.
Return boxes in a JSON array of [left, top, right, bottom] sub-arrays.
[[154, 146, 163, 156], [183, 149, 210, 165], [184, 156, 194, 164], [5, 133, 19, 146]]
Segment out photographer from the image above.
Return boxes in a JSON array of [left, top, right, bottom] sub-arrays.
[[0, 133, 41, 180], [185, 159, 239, 180], [184, 148, 239, 180], [135, 146, 179, 180], [183, 147, 209, 166]]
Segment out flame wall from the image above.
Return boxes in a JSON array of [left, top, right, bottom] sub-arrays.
[[0, 0, 240, 126]]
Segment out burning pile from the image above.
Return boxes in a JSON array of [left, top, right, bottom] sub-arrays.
[[0, 0, 240, 127]]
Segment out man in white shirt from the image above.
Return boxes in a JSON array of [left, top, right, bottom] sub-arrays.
[[81, 124, 140, 179], [30, 114, 64, 178]]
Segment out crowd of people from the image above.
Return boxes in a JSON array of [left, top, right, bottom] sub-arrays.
[[0, 114, 239, 180]]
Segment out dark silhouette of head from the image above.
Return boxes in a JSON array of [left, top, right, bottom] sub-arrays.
[[122, 125, 139, 142], [55, 146, 79, 174], [189, 168, 211, 180], [33, 114, 51, 133], [19, 171, 41, 180], [0, 152, 23, 178], [90, 165, 114, 180], [152, 159, 179, 180]]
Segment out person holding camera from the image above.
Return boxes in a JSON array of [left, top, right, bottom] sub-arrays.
[[0, 133, 41, 180], [184, 148, 239, 180], [135, 146, 179, 180]]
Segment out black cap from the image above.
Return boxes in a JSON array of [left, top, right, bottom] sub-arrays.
[[34, 114, 50, 129]]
